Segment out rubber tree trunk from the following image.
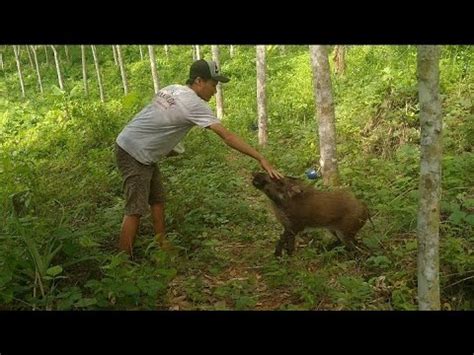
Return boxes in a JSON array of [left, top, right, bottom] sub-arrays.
[[50, 45, 65, 90], [417, 45, 442, 311], [211, 45, 224, 119], [116, 45, 129, 95], [30, 46, 43, 94], [310, 45, 340, 186], [13, 45, 25, 98], [148, 45, 160, 94], [91, 45, 105, 102], [81, 45, 88, 96], [256, 45, 268, 147]]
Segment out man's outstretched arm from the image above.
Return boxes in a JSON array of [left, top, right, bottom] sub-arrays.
[[208, 123, 283, 179]]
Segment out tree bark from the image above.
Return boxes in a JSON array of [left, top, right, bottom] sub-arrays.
[[310, 45, 340, 186], [148, 45, 160, 94], [333, 45, 346, 76], [81, 45, 88, 96], [211, 45, 224, 119], [112, 45, 118, 65], [50, 45, 65, 91], [0, 52, 4, 70], [195, 45, 201, 60], [229, 45, 234, 58], [44, 45, 49, 65], [417, 45, 442, 311], [164, 45, 169, 58], [256, 45, 268, 147], [91, 45, 105, 102], [26, 45, 34, 69], [139, 45, 144, 60], [13, 45, 25, 98], [116, 45, 129, 95], [64, 45, 70, 62], [30, 46, 43, 94]]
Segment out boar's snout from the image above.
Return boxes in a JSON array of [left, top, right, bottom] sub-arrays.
[[252, 172, 269, 189]]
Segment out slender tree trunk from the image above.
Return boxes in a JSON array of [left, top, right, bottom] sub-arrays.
[[44, 45, 49, 65], [229, 45, 234, 58], [310, 45, 340, 186], [30, 46, 43, 94], [195, 45, 201, 60], [192, 45, 196, 61], [0, 52, 3, 70], [13, 45, 25, 98], [112, 45, 118, 65], [26, 45, 34, 69], [148, 45, 160, 94], [211, 45, 224, 119], [81, 45, 88, 96], [164, 45, 169, 58], [91, 45, 105, 102], [139, 45, 144, 60], [256, 45, 267, 147], [50, 45, 64, 90], [333, 45, 346, 75], [116, 45, 129, 95], [417, 45, 442, 311], [64, 45, 70, 62]]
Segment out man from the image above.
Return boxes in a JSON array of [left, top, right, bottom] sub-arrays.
[[115, 59, 283, 256]]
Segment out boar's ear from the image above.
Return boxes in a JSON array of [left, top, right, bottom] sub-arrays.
[[287, 185, 303, 198]]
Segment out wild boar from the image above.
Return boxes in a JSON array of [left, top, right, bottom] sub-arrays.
[[252, 172, 370, 257]]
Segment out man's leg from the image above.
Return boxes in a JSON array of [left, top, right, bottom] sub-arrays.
[[151, 202, 173, 250], [119, 214, 140, 256], [151, 202, 165, 237]]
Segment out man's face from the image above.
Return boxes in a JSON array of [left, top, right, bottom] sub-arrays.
[[195, 78, 218, 101]]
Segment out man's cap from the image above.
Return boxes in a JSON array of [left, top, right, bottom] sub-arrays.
[[189, 59, 230, 83]]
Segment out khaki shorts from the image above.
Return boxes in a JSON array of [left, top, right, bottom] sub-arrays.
[[115, 143, 165, 216]]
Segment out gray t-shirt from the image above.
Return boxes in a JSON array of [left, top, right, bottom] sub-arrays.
[[116, 85, 220, 165]]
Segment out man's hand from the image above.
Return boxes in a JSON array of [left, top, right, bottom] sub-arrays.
[[259, 158, 284, 180]]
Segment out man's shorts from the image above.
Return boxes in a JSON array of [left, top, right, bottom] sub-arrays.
[[115, 143, 165, 216]]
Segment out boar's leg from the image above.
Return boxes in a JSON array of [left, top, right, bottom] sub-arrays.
[[285, 230, 297, 256], [327, 230, 343, 249], [334, 230, 357, 251], [274, 234, 285, 257], [275, 229, 296, 257]]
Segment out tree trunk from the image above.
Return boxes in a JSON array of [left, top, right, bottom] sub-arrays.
[[13, 45, 25, 98], [164, 45, 169, 58], [195, 45, 201, 60], [30, 46, 43, 94], [229, 45, 234, 58], [44, 45, 49, 65], [256, 45, 268, 147], [116, 45, 129, 95], [26, 45, 34, 69], [211, 45, 224, 119], [64, 45, 70, 62], [81, 45, 88, 96], [417, 45, 442, 311], [192, 45, 196, 61], [0, 52, 4, 70], [50, 45, 65, 91], [148, 45, 160, 94], [310, 45, 340, 186], [139, 45, 144, 60], [91, 45, 105, 102], [112, 45, 118, 65], [333, 45, 346, 76]]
